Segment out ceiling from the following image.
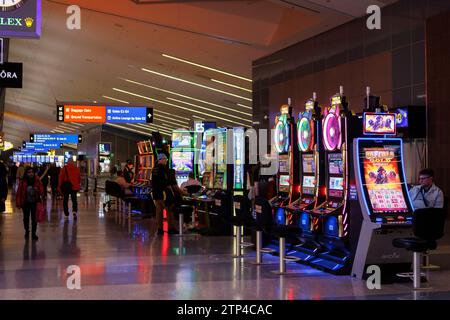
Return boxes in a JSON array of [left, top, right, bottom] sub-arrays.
[[4, 0, 397, 145]]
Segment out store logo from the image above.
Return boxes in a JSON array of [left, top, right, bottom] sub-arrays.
[[25, 17, 34, 27], [367, 5, 381, 30], [0, 70, 19, 79], [0, 17, 23, 26]]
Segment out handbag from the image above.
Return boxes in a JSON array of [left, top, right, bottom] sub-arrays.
[[61, 167, 73, 193], [36, 201, 46, 223]]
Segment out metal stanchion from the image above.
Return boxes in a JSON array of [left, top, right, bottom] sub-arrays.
[[179, 213, 184, 236], [128, 202, 132, 234], [235, 226, 242, 257], [279, 237, 286, 274], [413, 252, 421, 289], [256, 230, 262, 264]]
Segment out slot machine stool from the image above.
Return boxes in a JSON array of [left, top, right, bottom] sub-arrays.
[[269, 225, 302, 274], [393, 208, 446, 289], [232, 195, 255, 258], [175, 205, 195, 236]]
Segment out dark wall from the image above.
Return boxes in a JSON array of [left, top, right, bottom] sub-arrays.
[[252, 0, 450, 130], [426, 11, 450, 197], [0, 38, 9, 132]]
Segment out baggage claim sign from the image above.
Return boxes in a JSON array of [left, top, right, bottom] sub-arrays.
[[0, 0, 42, 39]]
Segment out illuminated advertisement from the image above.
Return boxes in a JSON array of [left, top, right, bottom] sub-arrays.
[[328, 153, 344, 175], [302, 154, 315, 174], [233, 128, 245, 190], [98, 143, 111, 156], [394, 108, 408, 128], [172, 131, 193, 149], [216, 129, 227, 173], [0, 0, 41, 39], [360, 145, 409, 213], [363, 113, 396, 135], [171, 151, 193, 173]]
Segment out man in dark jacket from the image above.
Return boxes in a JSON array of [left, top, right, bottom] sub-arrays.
[[151, 153, 177, 235], [123, 160, 134, 184]]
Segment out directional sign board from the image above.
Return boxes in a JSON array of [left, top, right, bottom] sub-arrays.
[[31, 134, 82, 144], [57, 105, 153, 124]]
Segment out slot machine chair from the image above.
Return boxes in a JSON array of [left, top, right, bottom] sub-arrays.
[[393, 208, 446, 289], [200, 191, 233, 236], [183, 185, 203, 228], [232, 195, 254, 257], [254, 197, 302, 273]]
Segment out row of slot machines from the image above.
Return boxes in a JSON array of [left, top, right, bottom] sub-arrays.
[[269, 87, 415, 281]]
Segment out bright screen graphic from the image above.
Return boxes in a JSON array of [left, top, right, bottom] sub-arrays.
[[364, 113, 396, 135], [362, 146, 408, 213], [328, 153, 344, 175], [275, 115, 290, 153], [302, 154, 315, 174], [297, 117, 313, 152], [323, 112, 341, 151], [279, 175, 290, 193], [214, 173, 225, 189], [279, 155, 290, 174], [329, 177, 344, 190], [394, 108, 408, 128], [172, 131, 193, 149], [171, 151, 194, 173], [216, 130, 227, 173], [302, 176, 316, 188]]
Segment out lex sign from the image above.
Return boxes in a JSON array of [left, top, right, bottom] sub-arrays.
[[0, 0, 41, 39]]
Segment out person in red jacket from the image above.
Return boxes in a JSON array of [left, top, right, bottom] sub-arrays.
[[16, 167, 44, 240], [58, 159, 81, 220]]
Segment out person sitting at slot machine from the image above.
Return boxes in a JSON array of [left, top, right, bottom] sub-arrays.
[[123, 160, 135, 184], [115, 170, 133, 195], [409, 169, 444, 210], [180, 172, 201, 195]]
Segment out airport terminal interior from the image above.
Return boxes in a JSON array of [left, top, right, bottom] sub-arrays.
[[1, 0, 450, 301]]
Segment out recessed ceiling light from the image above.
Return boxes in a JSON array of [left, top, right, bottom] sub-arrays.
[[211, 79, 252, 93]]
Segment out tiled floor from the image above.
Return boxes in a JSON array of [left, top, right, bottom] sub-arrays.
[[0, 192, 449, 300]]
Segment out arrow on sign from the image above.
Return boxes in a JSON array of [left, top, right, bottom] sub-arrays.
[[146, 108, 153, 123]]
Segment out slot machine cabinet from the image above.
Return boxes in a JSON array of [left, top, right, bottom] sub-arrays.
[[270, 102, 300, 224], [350, 123, 414, 282], [170, 130, 196, 187]]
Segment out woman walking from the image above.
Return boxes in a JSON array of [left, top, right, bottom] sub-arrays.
[[16, 167, 44, 241]]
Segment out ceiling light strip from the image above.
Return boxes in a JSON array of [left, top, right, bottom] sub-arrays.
[[166, 97, 252, 123], [102, 95, 130, 104], [122, 78, 252, 116], [113, 88, 250, 128], [141, 68, 252, 102], [128, 123, 172, 135], [162, 54, 252, 83], [210, 79, 252, 93], [237, 103, 252, 110]]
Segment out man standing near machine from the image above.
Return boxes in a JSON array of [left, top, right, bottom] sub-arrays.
[[409, 169, 444, 209]]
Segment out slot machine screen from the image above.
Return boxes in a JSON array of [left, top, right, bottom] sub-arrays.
[[216, 129, 227, 173], [202, 172, 213, 189], [171, 131, 193, 149], [176, 175, 189, 187], [363, 113, 396, 135], [279, 155, 290, 174], [214, 172, 225, 189], [302, 154, 315, 173], [279, 175, 290, 193], [171, 151, 193, 173], [360, 144, 409, 214], [328, 153, 344, 175], [329, 177, 344, 198], [302, 176, 316, 195]]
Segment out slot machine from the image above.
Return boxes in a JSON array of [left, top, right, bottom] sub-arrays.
[[270, 102, 299, 225], [350, 91, 415, 282], [285, 94, 326, 262], [232, 127, 246, 196], [303, 86, 362, 274], [170, 130, 196, 187]]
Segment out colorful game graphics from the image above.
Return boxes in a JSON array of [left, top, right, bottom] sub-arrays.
[[362, 147, 408, 213], [275, 112, 290, 153], [322, 98, 342, 151], [364, 113, 396, 135]]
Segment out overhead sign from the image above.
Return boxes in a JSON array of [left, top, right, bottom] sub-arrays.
[[57, 105, 153, 124], [31, 134, 82, 144], [0, 0, 41, 39], [106, 106, 153, 123], [58, 105, 106, 123], [0, 62, 23, 88]]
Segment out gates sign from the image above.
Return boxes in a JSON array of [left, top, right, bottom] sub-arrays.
[[0, 0, 41, 39], [0, 62, 23, 88]]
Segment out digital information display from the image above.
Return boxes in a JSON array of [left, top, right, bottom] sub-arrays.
[[57, 105, 153, 124], [172, 131, 193, 149], [302, 154, 315, 174], [279, 155, 290, 174], [32, 134, 81, 144], [216, 130, 227, 173], [233, 128, 245, 190], [302, 175, 316, 195], [328, 153, 344, 175], [172, 151, 194, 173], [364, 113, 396, 135], [106, 106, 152, 123], [361, 146, 408, 213], [279, 175, 290, 193], [98, 143, 111, 156]]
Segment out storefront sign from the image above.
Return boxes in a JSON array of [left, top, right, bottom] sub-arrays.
[[0, 0, 41, 39], [0, 62, 23, 88]]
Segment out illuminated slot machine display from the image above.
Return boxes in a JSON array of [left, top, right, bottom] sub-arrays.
[[170, 130, 195, 187], [303, 87, 362, 274], [135, 140, 155, 190], [213, 128, 228, 191], [270, 102, 300, 224], [350, 110, 415, 282], [233, 127, 246, 196], [201, 129, 216, 191]]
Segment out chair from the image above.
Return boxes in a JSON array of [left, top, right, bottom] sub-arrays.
[[254, 197, 302, 273], [232, 195, 254, 257], [393, 208, 446, 289]]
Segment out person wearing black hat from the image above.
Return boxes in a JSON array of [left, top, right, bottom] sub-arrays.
[[152, 153, 177, 235], [409, 168, 444, 210]]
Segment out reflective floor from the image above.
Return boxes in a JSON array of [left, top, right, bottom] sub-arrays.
[[1, 192, 450, 300]]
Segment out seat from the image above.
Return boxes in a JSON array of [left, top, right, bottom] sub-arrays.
[[186, 185, 203, 196], [231, 195, 254, 257], [393, 207, 446, 289]]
